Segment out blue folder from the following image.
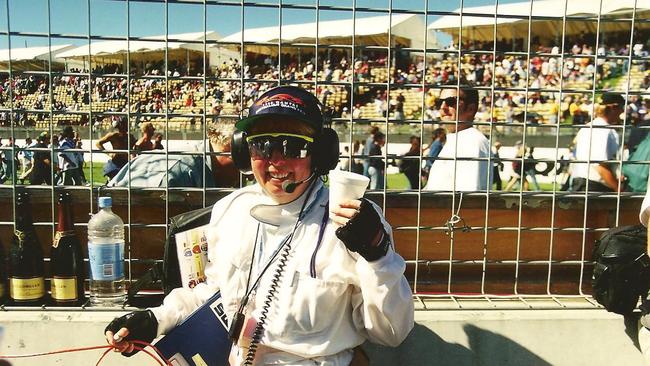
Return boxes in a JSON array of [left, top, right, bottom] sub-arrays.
[[154, 291, 231, 366]]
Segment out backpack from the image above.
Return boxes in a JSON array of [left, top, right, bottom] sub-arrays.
[[591, 225, 650, 315], [128, 205, 213, 307], [622, 134, 650, 192]]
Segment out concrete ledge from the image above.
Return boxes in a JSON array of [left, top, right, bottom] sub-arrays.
[[366, 309, 645, 366], [0, 308, 645, 365]]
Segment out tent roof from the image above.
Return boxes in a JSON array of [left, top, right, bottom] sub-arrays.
[[144, 31, 219, 42], [57, 31, 219, 59], [221, 13, 423, 44], [428, 0, 650, 41], [0, 44, 74, 62]]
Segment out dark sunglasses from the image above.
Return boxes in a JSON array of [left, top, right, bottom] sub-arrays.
[[246, 133, 314, 160], [435, 96, 460, 109]]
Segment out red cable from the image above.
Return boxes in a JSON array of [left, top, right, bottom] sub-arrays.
[[94, 347, 113, 366], [132, 340, 170, 365], [0, 340, 171, 366], [0, 344, 111, 358]]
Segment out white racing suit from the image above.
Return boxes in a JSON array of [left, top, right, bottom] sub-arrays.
[[151, 180, 414, 365]]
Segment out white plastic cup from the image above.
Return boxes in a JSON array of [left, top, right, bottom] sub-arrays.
[[328, 169, 370, 216]]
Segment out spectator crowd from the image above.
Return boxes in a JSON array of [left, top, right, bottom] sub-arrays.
[[0, 30, 648, 191]]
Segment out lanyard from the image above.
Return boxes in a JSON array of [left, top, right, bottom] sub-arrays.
[[255, 185, 325, 274], [239, 183, 325, 310], [310, 203, 330, 278]]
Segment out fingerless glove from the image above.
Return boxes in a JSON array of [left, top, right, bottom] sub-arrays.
[[105, 310, 158, 356], [335, 198, 390, 261]]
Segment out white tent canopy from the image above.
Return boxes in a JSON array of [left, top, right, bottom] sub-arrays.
[[428, 0, 650, 44], [221, 14, 436, 49], [56, 31, 219, 59], [0, 44, 74, 62]]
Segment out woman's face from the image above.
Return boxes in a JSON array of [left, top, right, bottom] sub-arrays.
[[248, 119, 315, 204], [251, 148, 312, 204]]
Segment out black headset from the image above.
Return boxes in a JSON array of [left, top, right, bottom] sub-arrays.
[[231, 92, 339, 176]]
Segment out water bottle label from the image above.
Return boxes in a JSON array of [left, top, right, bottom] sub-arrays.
[[51, 277, 78, 301], [88, 242, 124, 281], [10, 277, 45, 300]]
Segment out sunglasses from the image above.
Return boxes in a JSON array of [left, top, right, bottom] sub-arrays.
[[435, 96, 460, 109], [246, 133, 314, 160]]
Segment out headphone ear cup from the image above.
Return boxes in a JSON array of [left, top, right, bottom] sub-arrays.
[[312, 128, 339, 175], [231, 129, 252, 174]]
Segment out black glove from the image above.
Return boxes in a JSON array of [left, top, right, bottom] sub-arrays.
[[105, 310, 158, 357], [335, 198, 390, 262]]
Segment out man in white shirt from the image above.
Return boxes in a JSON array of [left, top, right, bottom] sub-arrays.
[[424, 86, 492, 191], [571, 93, 624, 192]]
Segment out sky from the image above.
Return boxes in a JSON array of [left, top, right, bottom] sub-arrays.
[[0, 0, 525, 49]]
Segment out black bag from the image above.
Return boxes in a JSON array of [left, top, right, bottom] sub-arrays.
[[128, 205, 213, 307], [591, 225, 650, 315]]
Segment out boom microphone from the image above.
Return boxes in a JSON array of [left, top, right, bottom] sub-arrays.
[[282, 173, 315, 193]]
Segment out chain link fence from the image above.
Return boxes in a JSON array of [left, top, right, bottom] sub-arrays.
[[0, 0, 647, 309]]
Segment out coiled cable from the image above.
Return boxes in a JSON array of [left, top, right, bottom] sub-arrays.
[[242, 179, 318, 365], [243, 231, 294, 365]]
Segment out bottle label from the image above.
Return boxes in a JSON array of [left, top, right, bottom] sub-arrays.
[[88, 241, 124, 281], [53, 231, 75, 248], [10, 277, 45, 300], [51, 277, 78, 301]]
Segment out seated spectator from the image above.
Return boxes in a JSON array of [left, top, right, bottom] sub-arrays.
[[153, 132, 164, 150], [571, 93, 625, 192], [134, 122, 156, 152]]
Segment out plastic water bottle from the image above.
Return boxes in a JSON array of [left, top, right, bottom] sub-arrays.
[[88, 196, 126, 306]]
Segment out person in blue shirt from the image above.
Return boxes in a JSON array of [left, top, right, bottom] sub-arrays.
[[422, 127, 446, 181]]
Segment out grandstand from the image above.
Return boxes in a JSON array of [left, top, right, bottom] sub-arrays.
[[0, 10, 646, 132]]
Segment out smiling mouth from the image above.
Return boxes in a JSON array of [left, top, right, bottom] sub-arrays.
[[268, 171, 290, 181]]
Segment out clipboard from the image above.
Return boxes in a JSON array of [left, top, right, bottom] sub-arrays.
[[154, 291, 231, 366]]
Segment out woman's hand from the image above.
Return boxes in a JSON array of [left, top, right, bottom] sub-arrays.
[[105, 327, 136, 354], [104, 310, 158, 356], [330, 199, 362, 227], [332, 198, 389, 261]]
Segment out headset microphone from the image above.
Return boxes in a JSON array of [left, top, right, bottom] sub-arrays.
[[282, 173, 316, 193]]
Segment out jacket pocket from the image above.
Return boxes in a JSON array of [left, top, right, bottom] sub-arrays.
[[283, 271, 350, 336]]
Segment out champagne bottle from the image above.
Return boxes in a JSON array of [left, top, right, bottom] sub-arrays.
[[50, 192, 85, 306], [8, 190, 45, 306]]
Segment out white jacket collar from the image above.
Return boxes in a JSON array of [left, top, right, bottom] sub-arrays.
[[250, 179, 324, 226]]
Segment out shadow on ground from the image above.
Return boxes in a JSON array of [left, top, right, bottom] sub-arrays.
[[364, 323, 552, 366]]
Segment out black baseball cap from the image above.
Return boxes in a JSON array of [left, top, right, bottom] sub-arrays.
[[601, 92, 625, 107], [235, 85, 323, 133]]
